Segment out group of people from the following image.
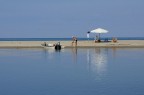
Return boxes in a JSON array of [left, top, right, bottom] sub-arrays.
[[72, 36, 77, 46], [94, 35, 117, 43], [112, 37, 117, 43]]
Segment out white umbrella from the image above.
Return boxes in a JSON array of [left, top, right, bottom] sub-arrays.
[[90, 28, 108, 41]]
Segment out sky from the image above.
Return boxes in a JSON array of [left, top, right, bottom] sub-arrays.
[[0, 0, 144, 38]]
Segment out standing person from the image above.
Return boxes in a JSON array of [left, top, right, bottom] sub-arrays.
[[72, 36, 77, 46], [72, 36, 75, 46], [75, 37, 77, 46], [87, 31, 90, 40]]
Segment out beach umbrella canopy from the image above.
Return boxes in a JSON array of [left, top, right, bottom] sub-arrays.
[[90, 28, 109, 40], [90, 28, 108, 34]]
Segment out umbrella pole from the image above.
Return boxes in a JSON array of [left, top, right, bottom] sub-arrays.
[[99, 33, 100, 41]]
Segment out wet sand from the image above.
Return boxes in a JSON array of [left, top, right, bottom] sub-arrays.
[[0, 40, 144, 48]]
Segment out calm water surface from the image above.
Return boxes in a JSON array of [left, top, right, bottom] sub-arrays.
[[0, 48, 144, 95]]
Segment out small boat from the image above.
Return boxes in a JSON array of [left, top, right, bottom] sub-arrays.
[[41, 42, 64, 50]]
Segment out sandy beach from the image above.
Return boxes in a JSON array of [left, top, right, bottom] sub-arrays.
[[0, 40, 144, 48]]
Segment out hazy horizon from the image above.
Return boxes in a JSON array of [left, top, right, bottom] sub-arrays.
[[0, 0, 144, 38]]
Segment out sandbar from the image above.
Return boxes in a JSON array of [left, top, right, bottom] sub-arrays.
[[0, 40, 144, 48]]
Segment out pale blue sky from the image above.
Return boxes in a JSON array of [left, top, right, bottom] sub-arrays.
[[0, 0, 144, 38]]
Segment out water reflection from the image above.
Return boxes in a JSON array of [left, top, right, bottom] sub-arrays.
[[87, 48, 108, 80], [71, 48, 77, 63], [112, 48, 117, 58], [42, 48, 65, 60], [0, 48, 43, 57], [43, 49, 55, 60]]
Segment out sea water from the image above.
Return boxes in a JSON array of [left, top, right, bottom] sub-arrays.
[[0, 48, 144, 95]]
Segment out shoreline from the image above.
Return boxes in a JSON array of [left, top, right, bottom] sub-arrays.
[[0, 40, 144, 48]]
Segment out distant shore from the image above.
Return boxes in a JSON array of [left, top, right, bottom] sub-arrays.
[[0, 37, 144, 41], [0, 40, 144, 48]]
